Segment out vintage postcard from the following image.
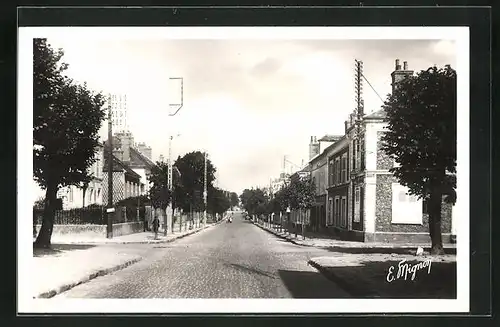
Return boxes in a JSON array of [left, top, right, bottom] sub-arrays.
[[18, 25, 469, 314]]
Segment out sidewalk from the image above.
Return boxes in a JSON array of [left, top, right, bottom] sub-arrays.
[[49, 222, 216, 245], [253, 221, 456, 298], [252, 221, 456, 254], [32, 219, 226, 298], [33, 244, 143, 298], [308, 254, 457, 298]]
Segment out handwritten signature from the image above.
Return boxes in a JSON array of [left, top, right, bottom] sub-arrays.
[[386, 259, 432, 282]]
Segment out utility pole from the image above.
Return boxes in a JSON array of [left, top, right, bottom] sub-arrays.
[[167, 77, 183, 235], [203, 151, 207, 227], [106, 94, 114, 239], [354, 59, 364, 118], [165, 136, 173, 236]]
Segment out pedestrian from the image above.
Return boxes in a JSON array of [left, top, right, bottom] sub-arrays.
[[152, 216, 160, 240]]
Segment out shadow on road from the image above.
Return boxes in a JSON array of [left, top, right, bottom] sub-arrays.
[[225, 262, 278, 279], [277, 269, 351, 298], [33, 243, 96, 257], [312, 260, 457, 299]]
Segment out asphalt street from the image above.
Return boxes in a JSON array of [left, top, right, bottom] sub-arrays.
[[55, 213, 350, 298]]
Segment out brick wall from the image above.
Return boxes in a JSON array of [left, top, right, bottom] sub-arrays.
[[375, 174, 452, 233], [376, 131, 394, 170]]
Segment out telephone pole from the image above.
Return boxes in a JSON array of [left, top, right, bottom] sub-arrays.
[[106, 94, 114, 239], [167, 77, 183, 234], [203, 151, 207, 226]]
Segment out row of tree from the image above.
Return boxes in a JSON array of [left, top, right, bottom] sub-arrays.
[[239, 177, 316, 218], [147, 150, 240, 218]]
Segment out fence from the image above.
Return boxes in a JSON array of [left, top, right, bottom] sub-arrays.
[[33, 205, 147, 226], [33, 206, 106, 225]]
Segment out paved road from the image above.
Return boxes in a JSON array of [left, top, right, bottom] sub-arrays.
[[55, 213, 350, 298]]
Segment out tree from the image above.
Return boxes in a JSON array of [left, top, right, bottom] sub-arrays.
[[380, 65, 456, 255], [174, 151, 216, 213], [208, 187, 231, 217], [286, 177, 316, 212], [239, 188, 268, 217], [33, 39, 106, 248], [148, 161, 172, 211], [229, 192, 239, 209]]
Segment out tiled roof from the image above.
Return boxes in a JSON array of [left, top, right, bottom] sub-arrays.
[[103, 154, 141, 179], [363, 109, 387, 120], [318, 134, 343, 142], [129, 146, 156, 168]]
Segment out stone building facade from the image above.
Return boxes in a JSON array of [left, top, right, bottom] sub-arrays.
[[309, 59, 455, 243]]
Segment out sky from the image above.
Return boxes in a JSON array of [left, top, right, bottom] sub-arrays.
[[45, 35, 456, 195]]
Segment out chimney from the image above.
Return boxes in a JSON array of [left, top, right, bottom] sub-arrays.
[[395, 59, 401, 70], [310, 136, 314, 143], [391, 59, 414, 94], [403, 61, 408, 70], [314, 136, 317, 143]]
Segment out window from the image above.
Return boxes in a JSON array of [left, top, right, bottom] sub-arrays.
[[341, 154, 347, 183], [352, 140, 356, 170], [341, 196, 347, 228], [328, 198, 333, 225], [354, 187, 361, 223], [334, 197, 340, 226], [335, 158, 340, 185], [328, 158, 334, 186], [391, 183, 423, 224]]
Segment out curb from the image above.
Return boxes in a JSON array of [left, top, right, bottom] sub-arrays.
[[35, 221, 227, 298], [52, 222, 223, 245], [36, 257, 143, 299], [252, 221, 456, 254], [307, 259, 382, 298], [251, 221, 313, 247]]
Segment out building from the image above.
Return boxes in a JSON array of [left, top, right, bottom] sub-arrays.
[[57, 143, 105, 209], [136, 142, 152, 160], [110, 131, 156, 196], [318, 59, 454, 243], [102, 153, 143, 204], [109, 93, 128, 133]]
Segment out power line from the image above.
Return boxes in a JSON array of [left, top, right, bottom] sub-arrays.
[[354, 59, 385, 104], [361, 73, 385, 104]]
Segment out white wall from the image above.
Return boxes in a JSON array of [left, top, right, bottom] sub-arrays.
[[132, 168, 149, 195], [391, 183, 423, 224]]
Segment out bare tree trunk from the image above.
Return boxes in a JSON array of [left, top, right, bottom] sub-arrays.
[[34, 183, 57, 248], [428, 190, 444, 255], [82, 186, 87, 208], [163, 207, 168, 236]]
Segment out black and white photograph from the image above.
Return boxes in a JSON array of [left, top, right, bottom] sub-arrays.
[[18, 25, 469, 314]]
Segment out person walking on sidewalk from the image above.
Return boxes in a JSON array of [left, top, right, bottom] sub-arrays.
[[152, 216, 160, 240]]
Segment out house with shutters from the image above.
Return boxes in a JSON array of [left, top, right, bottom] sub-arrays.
[[317, 59, 456, 243], [57, 143, 105, 209]]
